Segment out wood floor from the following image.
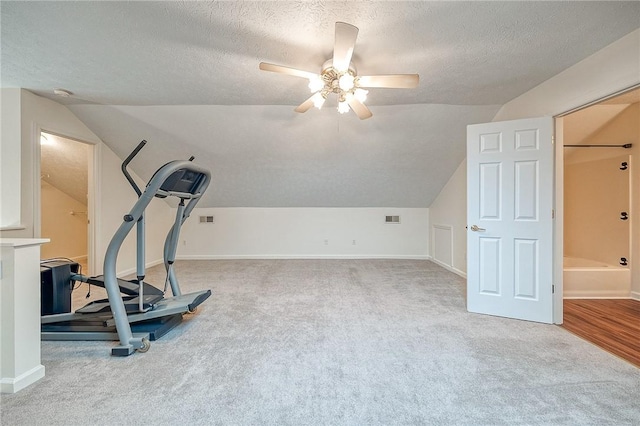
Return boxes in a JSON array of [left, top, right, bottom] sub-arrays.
[[561, 299, 640, 368]]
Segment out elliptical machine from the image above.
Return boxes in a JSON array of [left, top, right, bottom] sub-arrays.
[[41, 140, 212, 356]]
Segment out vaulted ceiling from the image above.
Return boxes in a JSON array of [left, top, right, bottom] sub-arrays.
[[3, 1, 639, 207]]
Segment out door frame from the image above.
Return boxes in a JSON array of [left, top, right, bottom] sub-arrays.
[[553, 117, 564, 324], [34, 123, 102, 275], [552, 82, 640, 324]]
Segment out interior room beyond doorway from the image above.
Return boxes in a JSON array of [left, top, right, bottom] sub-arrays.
[[560, 87, 639, 367], [39, 132, 91, 272]]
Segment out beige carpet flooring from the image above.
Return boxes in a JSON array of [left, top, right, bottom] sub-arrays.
[[2, 259, 639, 425]]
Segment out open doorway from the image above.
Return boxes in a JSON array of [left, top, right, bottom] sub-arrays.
[[39, 131, 93, 274], [558, 87, 640, 366]]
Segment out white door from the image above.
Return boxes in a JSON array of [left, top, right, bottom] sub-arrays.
[[467, 117, 554, 323]]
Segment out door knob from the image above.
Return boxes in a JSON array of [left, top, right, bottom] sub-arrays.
[[470, 225, 486, 232]]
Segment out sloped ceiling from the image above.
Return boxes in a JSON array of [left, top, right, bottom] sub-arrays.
[[563, 88, 639, 162], [40, 133, 89, 205], [563, 104, 632, 146], [2, 1, 639, 207]]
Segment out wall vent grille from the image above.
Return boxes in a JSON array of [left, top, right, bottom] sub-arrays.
[[199, 215, 215, 224], [385, 215, 400, 224]]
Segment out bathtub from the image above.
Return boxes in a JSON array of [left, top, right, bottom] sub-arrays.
[[563, 256, 630, 298]]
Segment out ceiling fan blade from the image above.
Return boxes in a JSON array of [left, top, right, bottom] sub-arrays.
[[259, 62, 318, 80], [333, 22, 359, 73], [358, 74, 419, 88], [347, 98, 373, 120], [294, 95, 315, 113]]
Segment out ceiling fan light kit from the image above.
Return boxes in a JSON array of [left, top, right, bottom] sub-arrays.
[[259, 22, 419, 120]]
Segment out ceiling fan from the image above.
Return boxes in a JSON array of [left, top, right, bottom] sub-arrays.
[[259, 22, 419, 120]]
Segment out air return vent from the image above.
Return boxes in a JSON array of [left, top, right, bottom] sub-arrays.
[[199, 215, 215, 224], [385, 215, 400, 224]]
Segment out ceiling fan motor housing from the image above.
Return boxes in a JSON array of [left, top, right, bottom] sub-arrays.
[[321, 59, 358, 99]]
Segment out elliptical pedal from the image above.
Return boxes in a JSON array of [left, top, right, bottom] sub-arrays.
[[86, 276, 164, 296]]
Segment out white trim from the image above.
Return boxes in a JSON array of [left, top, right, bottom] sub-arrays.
[[553, 117, 564, 324], [176, 255, 430, 261], [0, 238, 49, 247], [430, 256, 467, 278], [631, 291, 640, 301], [0, 225, 27, 231], [555, 83, 640, 117], [1, 364, 45, 394], [88, 142, 102, 276], [563, 291, 631, 299], [33, 122, 42, 238], [564, 296, 633, 300], [431, 224, 454, 269]]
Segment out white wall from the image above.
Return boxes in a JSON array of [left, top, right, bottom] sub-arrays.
[[177, 208, 429, 259], [0, 89, 22, 229], [0, 89, 173, 276], [428, 28, 640, 291], [0, 89, 101, 239], [96, 144, 173, 275], [493, 29, 640, 122]]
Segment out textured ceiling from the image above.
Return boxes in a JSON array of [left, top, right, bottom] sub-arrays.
[[40, 133, 89, 205], [68, 103, 500, 207], [2, 1, 640, 207]]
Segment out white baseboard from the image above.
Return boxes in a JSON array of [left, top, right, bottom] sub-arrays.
[[1, 364, 45, 394], [631, 291, 640, 301], [176, 254, 430, 261], [563, 291, 632, 299], [429, 257, 467, 278], [117, 258, 164, 277]]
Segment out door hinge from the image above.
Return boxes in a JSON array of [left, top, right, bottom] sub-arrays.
[[552, 285, 555, 294], [552, 135, 555, 145], [552, 209, 555, 219]]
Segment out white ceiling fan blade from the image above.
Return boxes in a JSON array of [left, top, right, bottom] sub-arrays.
[[259, 62, 319, 80], [358, 74, 420, 88], [347, 98, 373, 120], [294, 95, 316, 113], [333, 22, 359, 73]]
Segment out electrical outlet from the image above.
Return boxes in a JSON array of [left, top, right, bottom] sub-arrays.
[[352, 240, 356, 245], [324, 239, 329, 245]]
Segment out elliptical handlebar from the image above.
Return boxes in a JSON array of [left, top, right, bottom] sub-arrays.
[[122, 140, 147, 197]]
